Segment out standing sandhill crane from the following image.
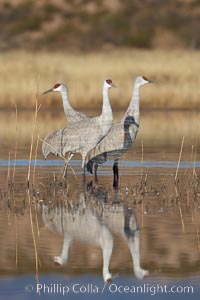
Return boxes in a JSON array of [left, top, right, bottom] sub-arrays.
[[42, 186, 148, 282], [86, 76, 156, 187], [42, 82, 90, 123], [42, 83, 90, 161], [42, 79, 116, 175]]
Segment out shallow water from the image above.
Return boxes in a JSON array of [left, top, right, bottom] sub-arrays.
[[0, 275, 200, 300], [0, 159, 200, 168], [0, 172, 200, 300], [0, 109, 200, 299]]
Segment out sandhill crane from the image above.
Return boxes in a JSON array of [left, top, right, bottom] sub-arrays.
[[42, 83, 90, 162], [86, 76, 156, 187], [42, 186, 148, 282], [42, 82, 90, 123], [42, 79, 116, 175]]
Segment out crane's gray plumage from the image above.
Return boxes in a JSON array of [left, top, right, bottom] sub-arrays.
[[86, 76, 155, 185], [42, 79, 116, 172], [42, 82, 90, 159]]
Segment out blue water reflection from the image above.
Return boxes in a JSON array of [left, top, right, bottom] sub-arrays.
[[0, 159, 199, 168], [0, 275, 199, 300]]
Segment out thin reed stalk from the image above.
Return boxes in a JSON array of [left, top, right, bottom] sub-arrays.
[[27, 190, 39, 284], [32, 134, 39, 185], [12, 104, 18, 184], [178, 201, 185, 233], [175, 136, 184, 182], [34, 202, 40, 238], [141, 201, 144, 228], [15, 214, 18, 268], [6, 152, 11, 188], [190, 144, 194, 170], [174, 185, 185, 232], [27, 76, 40, 188], [141, 140, 144, 179], [12, 175, 18, 268], [192, 121, 199, 178]]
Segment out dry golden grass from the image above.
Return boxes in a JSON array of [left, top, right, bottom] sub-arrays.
[[0, 49, 200, 110]]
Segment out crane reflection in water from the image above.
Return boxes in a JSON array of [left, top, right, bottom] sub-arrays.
[[41, 181, 148, 283]]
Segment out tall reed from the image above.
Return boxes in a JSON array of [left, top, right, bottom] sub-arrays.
[[27, 76, 40, 188]]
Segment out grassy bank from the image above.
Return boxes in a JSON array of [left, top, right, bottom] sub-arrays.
[[0, 49, 200, 110]]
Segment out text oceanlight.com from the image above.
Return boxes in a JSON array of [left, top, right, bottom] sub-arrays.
[[25, 283, 194, 295]]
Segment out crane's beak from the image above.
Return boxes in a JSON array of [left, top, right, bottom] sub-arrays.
[[42, 88, 54, 95], [148, 79, 159, 84], [111, 82, 117, 88]]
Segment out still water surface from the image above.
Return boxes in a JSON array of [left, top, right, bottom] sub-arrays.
[[0, 110, 200, 299]]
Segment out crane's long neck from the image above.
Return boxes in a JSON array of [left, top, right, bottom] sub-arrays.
[[101, 86, 113, 123], [60, 91, 74, 121], [124, 83, 140, 125]]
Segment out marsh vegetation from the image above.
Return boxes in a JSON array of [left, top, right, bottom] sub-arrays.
[[1, 50, 200, 110]]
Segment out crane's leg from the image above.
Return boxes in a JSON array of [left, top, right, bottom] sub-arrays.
[[81, 157, 86, 183], [86, 160, 93, 174], [94, 164, 99, 183], [86, 160, 98, 182], [63, 153, 74, 180], [113, 159, 119, 189]]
